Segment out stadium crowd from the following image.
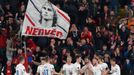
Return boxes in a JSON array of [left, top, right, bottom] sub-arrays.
[[0, 0, 134, 75]]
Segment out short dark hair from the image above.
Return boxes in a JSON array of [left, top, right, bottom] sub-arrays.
[[44, 56, 50, 62], [20, 56, 24, 62], [40, 57, 46, 61], [110, 58, 116, 62], [76, 54, 81, 59], [84, 56, 90, 60]]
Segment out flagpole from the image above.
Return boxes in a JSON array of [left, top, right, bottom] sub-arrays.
[[19, 14, 28, 72]]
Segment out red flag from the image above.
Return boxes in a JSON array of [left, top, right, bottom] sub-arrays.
[[24, 54, 28, 72]]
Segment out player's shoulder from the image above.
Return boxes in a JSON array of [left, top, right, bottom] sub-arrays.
[[102, 63, 107, 66], [38, 65, 44, 68], [63, 63, 67, 66], [63, 63, 69, 68], [70, 63, 75, 68], [74, 63, 80, 66], [16, 64, 24, 68], [44, 63, 54, 68], [50, 64, 54, 67], [115, 64, 120, 68], [100, 63, 108, 67]]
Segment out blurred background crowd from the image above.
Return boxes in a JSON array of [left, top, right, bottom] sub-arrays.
[[0, 0, 134, 75]]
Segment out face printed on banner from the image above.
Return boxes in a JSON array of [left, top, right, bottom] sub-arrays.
[[41, 2, 54, 20]]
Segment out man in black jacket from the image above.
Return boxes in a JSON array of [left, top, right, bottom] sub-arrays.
[[129, 45, 134, 75]]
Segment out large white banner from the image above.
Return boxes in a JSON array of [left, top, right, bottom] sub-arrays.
[[22, 0, 70, 39]]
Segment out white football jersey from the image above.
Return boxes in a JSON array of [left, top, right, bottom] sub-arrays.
[[43, 63, 54, 75], [62, 63, 74, 75], [73, 63, 81, 75], [93, 65, 102, 75], [37, 65, 44, 75], [110, 64, 120, 75], [15, 63, 28, 75]]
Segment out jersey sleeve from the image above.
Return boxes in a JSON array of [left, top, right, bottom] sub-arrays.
[[51, 65, 54, 69], [62, 65, 65, 71], [116, 66, 121, 75], [36, 66, 40, 73]]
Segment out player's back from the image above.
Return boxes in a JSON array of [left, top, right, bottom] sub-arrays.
[[37, 65, 44, 75], [15, 63, 26, 75], [43, 63, 54, 75], [73, 63, 81, 75]]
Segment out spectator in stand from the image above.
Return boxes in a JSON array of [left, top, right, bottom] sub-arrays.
[[69, 24, 80, 42], [2, 60, 15, 75], [81, 27, 93, 42], [85, 16, 96, 35], [101, 5, 110, 26], [128, 45, 134, 75], [32, 46, 42, 74], [0, 28, 7, 66], [123, 44, 132, 75], [77, 0, 89, 29]]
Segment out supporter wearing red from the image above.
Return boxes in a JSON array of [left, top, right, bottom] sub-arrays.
[[2, 60, 15, 75], [26, 37, 36, 52], [0, 28, 7, 48], [81, 27, 93, 42]]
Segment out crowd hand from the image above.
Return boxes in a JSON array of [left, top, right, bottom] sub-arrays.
[[86, 18, 89, 23], [32, 60, 41, 65], [58, 41, 61, 46], [83, 32, 88, 35], [87, 62, 94, 71], [111, 42, 116, 49], [15, 13, 18, 21], [69, 40, 73, 46], [86, 38, 93, 46], [76, 42, 81, 46], [79, 6, 85, 11], [62, 40, 65, 44], [50, 43, 55, 49], [86, 38, 90, 44], [90, 42, 94, 46], [58, 70, 63, 75], [96, 26, 100, 32], [81, 59, 85, 65], [121, 41, 124, 46], [62, 60, 66, 64], [126, 59, 130, 64], [15, 13, 18, 18], [101, 69, 109, 75], [27, 48, 32, 52], [32, 55, 35, 60]]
